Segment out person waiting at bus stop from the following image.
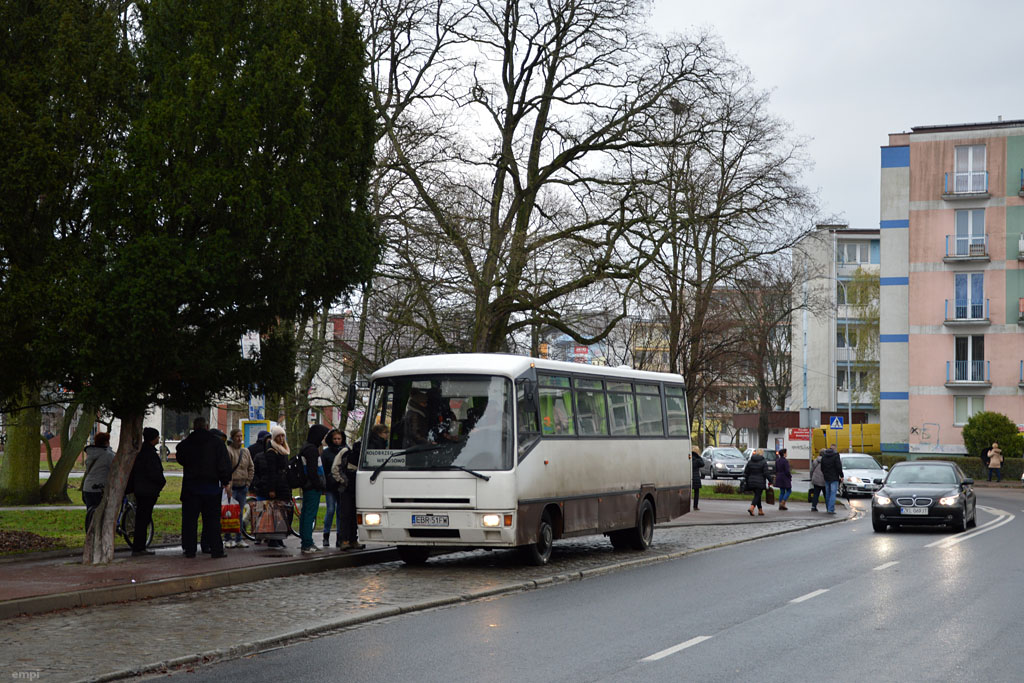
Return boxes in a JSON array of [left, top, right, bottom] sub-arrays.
[[128, 427, 166, 556], [176, 417, 232, 558], [298, 424, 330, 553], [690, 449, 704, 511]]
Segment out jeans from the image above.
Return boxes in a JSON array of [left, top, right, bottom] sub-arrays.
[[224, 486, 247, 542], [988, 468, 1001, 482], [825, 481, 840, 513], [300, 489, 322, 549], [82, 490, 103, 533], [779, 488, 792, 503], [322, 490, 341, 542]]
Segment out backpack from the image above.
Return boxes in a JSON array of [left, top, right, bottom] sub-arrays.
[[286, 453, 308, 489]]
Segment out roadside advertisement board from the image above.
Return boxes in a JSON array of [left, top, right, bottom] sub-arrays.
[[785, 427, 811, 467]]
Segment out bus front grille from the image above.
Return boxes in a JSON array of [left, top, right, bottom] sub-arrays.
[[407, 529, 460, 538], [389, 498, 471, 505]]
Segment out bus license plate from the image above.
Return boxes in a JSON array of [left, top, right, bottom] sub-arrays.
[[900, 507, 928, 515], [411, 514, 449, 527]]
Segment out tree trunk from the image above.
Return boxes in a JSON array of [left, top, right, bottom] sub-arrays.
[[40, 400, 98, 504], [83, 411, 144, 565], [0, 387, 42, 506]]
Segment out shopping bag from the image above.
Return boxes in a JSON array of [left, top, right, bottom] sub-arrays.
[[765, 486, 775, 505], [221, 489, 241, 533], [252, 499, 289, 539]]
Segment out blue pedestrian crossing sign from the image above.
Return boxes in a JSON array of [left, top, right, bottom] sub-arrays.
[[829, 416, 844, 430]]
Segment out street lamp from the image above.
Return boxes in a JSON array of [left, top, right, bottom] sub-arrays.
[[836, 279, 853, 453]]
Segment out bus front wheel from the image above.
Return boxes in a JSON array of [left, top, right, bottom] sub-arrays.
[[521, 511, 554, 566], [397, 545, 431, 565]]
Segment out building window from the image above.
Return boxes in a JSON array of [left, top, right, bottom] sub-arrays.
[[836, 329, 858, 349], [836, 281, 848, 305], [954, 396, 984, 425], [954, 144, 986, 193], [837, 241, 869, 264], [953, 335, 985, 382], [953, 272, 984, 320], [953, 209, 985, 256]]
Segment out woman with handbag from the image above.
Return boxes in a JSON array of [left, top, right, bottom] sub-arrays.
[[774, 448, 791, 510], [743, 449, 770, 516]]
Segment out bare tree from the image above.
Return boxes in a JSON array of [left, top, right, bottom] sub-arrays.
[[359, 0, 725, 352]]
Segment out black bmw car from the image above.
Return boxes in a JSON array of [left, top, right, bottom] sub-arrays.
[[871, 460, 977, 533]]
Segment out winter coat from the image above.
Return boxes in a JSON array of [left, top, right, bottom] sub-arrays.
[[322, 434, 346, 493], [300, 424, 330, 492], [743, 453, 770, 490], [226, 443, 255, 488], [332, 441, 361, 493], [691, 453, 705, 489], [251, 437, 290, 499], [988, 446, 1004, 469], [810, 456, 826, 487], [82, 444, 115, 493], [774, 454, 792, 489], [176, 428, 232, 496], [820, 449, 844, 482], [129, 442, 166, 498]]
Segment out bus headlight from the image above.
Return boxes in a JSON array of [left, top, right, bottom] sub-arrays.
[[481, 514, 502, 527], [364, 512, 382, 526]]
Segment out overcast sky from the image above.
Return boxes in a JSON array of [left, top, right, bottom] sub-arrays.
[[650, 0, 1024, 228]]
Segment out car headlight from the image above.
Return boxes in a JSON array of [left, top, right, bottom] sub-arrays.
[[939, 495, 960, 506], [845, 476, 862, 484], [364, 512, 382, 526], [715, 463, 725, 469], [874, 494, 892, 505], [481, 514, 501, 527]]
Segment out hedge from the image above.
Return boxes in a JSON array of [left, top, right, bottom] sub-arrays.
[[875, 455, 1023, 482]]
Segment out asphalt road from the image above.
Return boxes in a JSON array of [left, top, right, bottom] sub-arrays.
[[173, 489, 1022, 682]]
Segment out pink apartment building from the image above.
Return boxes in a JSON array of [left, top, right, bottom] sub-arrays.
[[880, 119, 1024, 456]]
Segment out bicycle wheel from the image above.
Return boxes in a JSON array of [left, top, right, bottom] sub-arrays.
[[288, 496, 302, 537], [119, 500, 136, 547], [240, 497, 257, 540]]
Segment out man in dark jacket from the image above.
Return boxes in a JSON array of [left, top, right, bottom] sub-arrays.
[[690, 449, 704, 511], [298, 424, 330, 553], [176, 417, 232, 558], [820, 447, 844, 514], [128, 427, 166, 556]]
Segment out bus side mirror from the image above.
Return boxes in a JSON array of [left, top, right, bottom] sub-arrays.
[[345, 383, 357, 411], [518, 379, 538, 413]]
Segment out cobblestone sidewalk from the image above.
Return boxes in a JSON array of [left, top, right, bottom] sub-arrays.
[[0, 517, 831, 683]]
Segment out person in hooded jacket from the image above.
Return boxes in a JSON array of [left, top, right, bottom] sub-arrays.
[[743, 449, 771, 516], [820, 446, 844, 514], [774, 448, 792, 510], [332, 437, 365, 550], [690, 449, 705, 511], [82, 432, 115, 532], [808, 449, 827, 511], [321, 429, 346, 548], [298, 424, 329, 553], [250, 430, 290, 548], [128, 427, 166, 556]]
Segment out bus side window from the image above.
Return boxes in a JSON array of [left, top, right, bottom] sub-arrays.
[[538, 375, 574, 436], [516, 380, 540, 456]]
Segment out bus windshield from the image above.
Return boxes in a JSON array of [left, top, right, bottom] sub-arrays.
[[360, 374, 513, 472]]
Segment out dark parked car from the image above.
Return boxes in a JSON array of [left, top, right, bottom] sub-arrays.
[[871, 460, 976, 533], [700, 447, 746, 479]]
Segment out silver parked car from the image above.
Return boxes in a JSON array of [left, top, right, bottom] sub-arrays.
[[839, 453, 887, 497], [700, 447, 747, 480]]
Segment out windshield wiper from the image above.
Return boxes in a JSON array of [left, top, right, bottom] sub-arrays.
[[369, 443, 442, 483], [445, 464, 490, 481]]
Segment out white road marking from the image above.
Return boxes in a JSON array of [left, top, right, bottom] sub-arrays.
[[873, 561, 899, 571], [790, 588, 829, 603], [925, 506, 1014, 548], [641, 636, 712, 662]]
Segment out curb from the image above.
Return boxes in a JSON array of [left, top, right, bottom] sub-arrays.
[[82, 514, 848, 683], [0, 548, 397, 621]]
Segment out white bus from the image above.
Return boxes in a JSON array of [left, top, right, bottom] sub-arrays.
[[355, 354, 692, 565]]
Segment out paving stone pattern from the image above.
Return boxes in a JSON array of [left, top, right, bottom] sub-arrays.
[[0, 520, 816, 683]]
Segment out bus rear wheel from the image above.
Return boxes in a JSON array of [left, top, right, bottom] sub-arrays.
[[397, 545, 431, 565], [521, 511, 554, 566], [625, 499, 654, 551]]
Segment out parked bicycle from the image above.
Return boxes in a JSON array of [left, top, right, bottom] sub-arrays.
[[116, 494, 154, 549], [240, 495, 301, 540]]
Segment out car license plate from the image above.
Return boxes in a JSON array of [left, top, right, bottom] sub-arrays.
[[900, 507, 929, 515], [411, 514, 449, 527]]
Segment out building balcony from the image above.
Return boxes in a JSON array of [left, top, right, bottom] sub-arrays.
[[942, 171, 989, 200], [943, 234, 988, 262], [944, 299, 989, 326], [945, 360, 990, 387]]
